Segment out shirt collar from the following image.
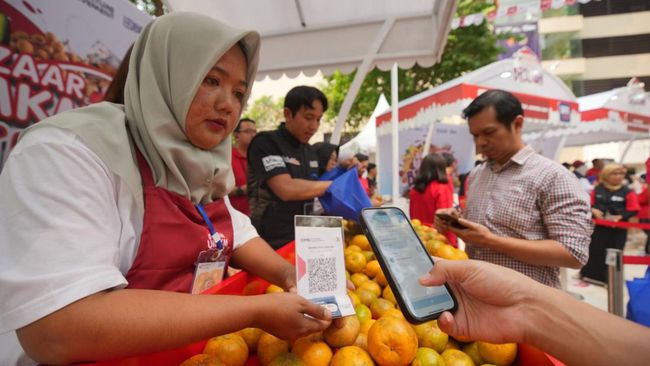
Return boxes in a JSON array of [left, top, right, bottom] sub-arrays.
[[278, 122, 302, 148], [489, 145, 535, 172]]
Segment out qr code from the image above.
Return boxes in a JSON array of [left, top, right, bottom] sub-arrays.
[[308, 257, 337, 293]]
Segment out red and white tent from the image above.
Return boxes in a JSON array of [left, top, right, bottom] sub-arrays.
[[524, 78, 650, 160]]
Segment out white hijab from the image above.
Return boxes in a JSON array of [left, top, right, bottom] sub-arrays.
[[21, 12, 260, 217]]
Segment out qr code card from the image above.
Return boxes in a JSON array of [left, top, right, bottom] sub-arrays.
[[295, 216, 354, 318]]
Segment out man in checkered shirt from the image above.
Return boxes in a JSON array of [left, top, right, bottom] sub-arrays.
[[436, 90, 592, 288]]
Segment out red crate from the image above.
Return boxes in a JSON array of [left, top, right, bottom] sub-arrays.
[[86, 242, 563, 366]]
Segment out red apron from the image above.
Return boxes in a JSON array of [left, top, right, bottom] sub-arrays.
[[125, 151, 234, 292]]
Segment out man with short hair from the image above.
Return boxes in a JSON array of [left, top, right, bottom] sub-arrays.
[[247, 86, 332, 248], [435, 89, 592, 288], [229, 118, 257, 215], [354, 153, 371, 196], [586, 159, 604, 181]]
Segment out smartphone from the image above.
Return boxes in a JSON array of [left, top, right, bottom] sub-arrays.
[[435, 212, 466, 229], [359, 207, 457, 324]]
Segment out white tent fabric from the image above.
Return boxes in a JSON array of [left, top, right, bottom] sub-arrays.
[[163, 0, 457, 81], [339, 94, 389, 156]]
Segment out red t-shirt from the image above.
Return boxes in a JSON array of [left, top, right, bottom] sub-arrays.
[[359, 176, 371, 197], [586, 168, 601, 179], [637, 187, 649, 219], [409, 181, 457, 246], [230, 148, 250, 215]]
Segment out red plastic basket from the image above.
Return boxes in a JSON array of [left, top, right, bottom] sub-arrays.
[[86, 242, 562, 366]]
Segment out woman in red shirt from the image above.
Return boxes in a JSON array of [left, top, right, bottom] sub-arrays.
[[409, 153, 456, 246]]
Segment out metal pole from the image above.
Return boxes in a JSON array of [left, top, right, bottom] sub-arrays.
[[606, 248, 624, 316], [391, 63, 399, 203]]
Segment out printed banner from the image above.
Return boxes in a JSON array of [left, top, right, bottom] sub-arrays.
[[0, 0, 151, 168], [377, 123, 475, 197]]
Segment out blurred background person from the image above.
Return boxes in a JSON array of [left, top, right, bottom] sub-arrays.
[[636, 173, 650, 255], [409, 153, 456, 246], [313, 142, 339, 177], [229, 118, 257, 215], [355, 153, 370, 197], [581, 164, 640, 285], [572, 160, 593, 194], [586, 158, 604, 182], [367, 163, 377, 197]]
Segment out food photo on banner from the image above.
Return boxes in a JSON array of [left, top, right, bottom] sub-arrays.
[[0, 0, 151, 168]]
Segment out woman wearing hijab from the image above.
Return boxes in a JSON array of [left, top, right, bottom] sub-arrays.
[[0, 13, 331, 365], [580, 163, 640, 285]]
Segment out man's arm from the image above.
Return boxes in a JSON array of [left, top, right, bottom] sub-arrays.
[[450, 220, 582, 268], [266, 173, 331, 201], [420, 259, 650, 366]]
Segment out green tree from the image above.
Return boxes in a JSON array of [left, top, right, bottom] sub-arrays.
[[321, 0, 503, 130], [129, 0, 165, 17], [243, 95, 285, 132]]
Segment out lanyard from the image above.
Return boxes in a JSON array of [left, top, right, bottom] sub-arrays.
[[195, 203, 223, 250]]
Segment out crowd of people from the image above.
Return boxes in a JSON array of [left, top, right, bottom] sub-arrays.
[[0, 12, 648, 366]]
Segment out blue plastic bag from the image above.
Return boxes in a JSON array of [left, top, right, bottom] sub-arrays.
[[319, 168, 372, 221], [626, 267, 650, 327], [319, 166, 347, 181]]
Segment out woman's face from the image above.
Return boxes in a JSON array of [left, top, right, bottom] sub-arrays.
[[185, 45, 248, 150], [326, 150, 338, 172], [606, 169, 626, 186]]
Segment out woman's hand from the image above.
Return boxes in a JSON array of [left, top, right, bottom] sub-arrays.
[[419, 259, 540, 344], [253, 293, 332, 341], [592, 208, 604, 219]]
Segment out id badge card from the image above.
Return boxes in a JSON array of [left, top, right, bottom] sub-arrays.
[[191, 234, 228, 294]]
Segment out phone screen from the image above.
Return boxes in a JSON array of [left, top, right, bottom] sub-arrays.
[[361, 208, 455, 320]]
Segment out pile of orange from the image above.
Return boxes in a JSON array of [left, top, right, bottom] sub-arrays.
[[182, 220, 516, 366]]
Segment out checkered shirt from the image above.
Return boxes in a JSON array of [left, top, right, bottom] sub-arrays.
[[465, 145, 592, 288]]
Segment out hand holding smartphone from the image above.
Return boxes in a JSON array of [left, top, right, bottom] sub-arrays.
[[359, 207, 457, 324], [435, 211, 466, 229]]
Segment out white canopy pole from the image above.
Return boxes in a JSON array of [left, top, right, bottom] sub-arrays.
[[619, 136, 636, 163], [330, 18, 395, 144], [391, 63, 399, 202]]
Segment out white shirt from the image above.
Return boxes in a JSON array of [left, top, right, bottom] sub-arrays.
[[0, 126, 258, 365]]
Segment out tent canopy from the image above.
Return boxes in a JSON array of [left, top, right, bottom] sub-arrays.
[[375, 48, 580, 134], [163, 0, 457, 81]]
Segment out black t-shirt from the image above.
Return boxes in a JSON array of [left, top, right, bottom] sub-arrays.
[[593, 184, 635, 220], [247, 123, 320, 248]]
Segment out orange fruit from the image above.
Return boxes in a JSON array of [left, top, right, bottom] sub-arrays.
[[258, 333, 290, 366], [355, 304, 373, 324], [348, 290, 361, 307], [441, 349, 475, 366], [354, 332, 368, 351], [346, 245, 363, 252], [292, 338, 332, 366], [412, 320, 448, 353], [266, 284, 285, 293], [346, 251, 368, 273], [368, 316, 418, 366], [424, 240, 445, 256], [411, 347, 445, 366], [381, 309, 405, 320], [411, 219, 422, 226], [477, 341, 517, 366], [359, 281, 382, 297], [369, 298, 395, 319], [433, 244, 456, 260], [462, 342, 485, 365], [351, 273, 371, 288], [374, 270, 388, 287], [237, 328, 263, 353], [356, 288, 378, 307], [180, 354, 225, 366], [452, 334, 474, 343], [330, 346, 375, 366], [364, 260, 382, 278], [350, 235, 371, 250], [359, 319, 376, 335], [382, 286, 397, 305], [323, 315, 360, 348], [203, 334, 248, 366], [449, 248, 469, 260], [269, 353, 305, 366]]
